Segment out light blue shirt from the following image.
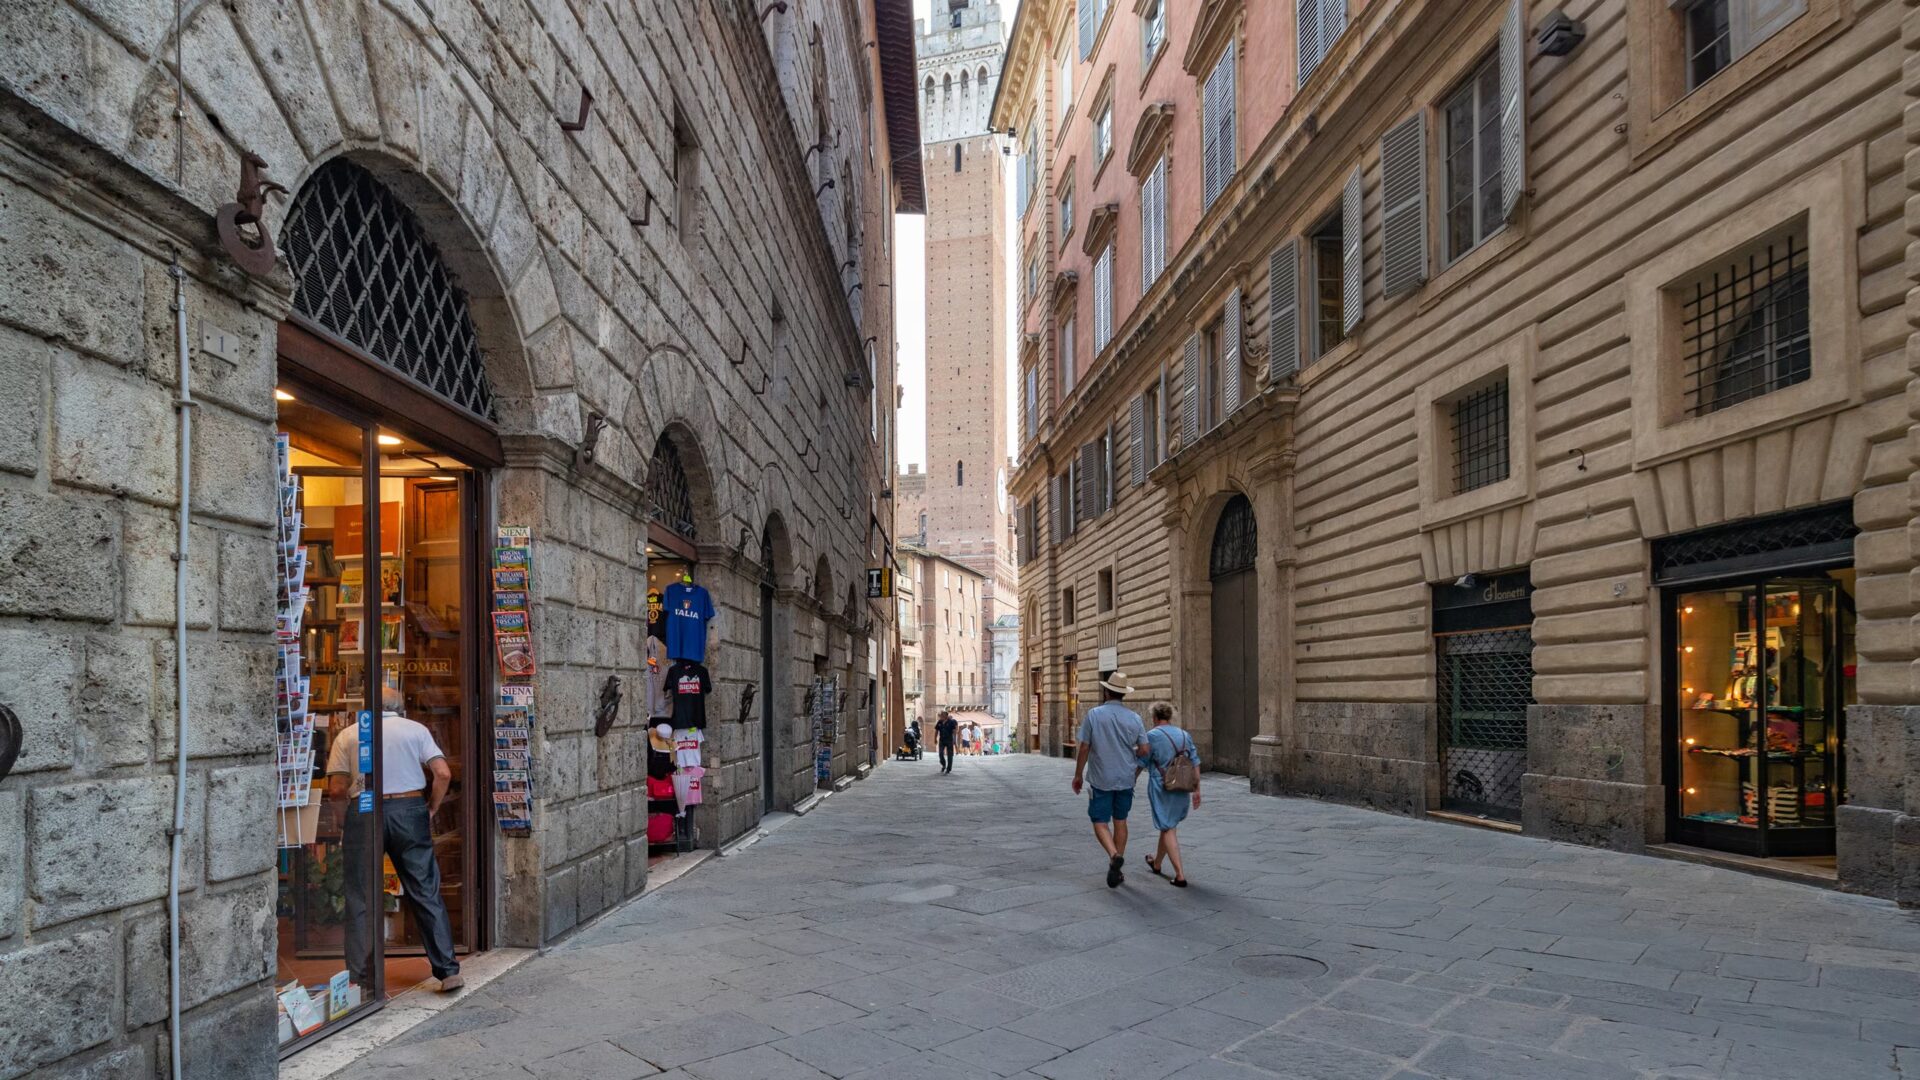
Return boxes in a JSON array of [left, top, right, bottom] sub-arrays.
[[1078, 702, 1147, 792]]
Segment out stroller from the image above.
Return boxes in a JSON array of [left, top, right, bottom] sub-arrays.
[[894, 722, 924, 761]]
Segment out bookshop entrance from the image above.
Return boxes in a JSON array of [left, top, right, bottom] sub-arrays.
[[271, 155, 503, 1052], [271, 347, 497, 1049]]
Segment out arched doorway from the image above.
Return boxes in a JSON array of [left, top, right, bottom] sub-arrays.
[[757, 517, 788, 814], [274, 156, 507, 1047], [1209, 495, 1259, 775]]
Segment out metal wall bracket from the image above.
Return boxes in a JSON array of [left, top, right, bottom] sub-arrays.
[[559, 87, 594, 133], [738, 683, 758, 724], [594, 674, 622, 737], [215, 151, 286, 276], [0, 703, 19, 780]]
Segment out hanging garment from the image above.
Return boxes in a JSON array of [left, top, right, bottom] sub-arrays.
[[662, 581, 716, 661]]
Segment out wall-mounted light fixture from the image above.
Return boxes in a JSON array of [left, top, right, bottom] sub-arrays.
[[1536, 10, 1586, 55]]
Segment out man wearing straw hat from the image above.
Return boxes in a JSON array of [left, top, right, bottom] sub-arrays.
[[1070, 671, 1150, 888]]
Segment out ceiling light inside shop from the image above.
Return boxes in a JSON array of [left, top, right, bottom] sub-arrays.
[[275, 389, 295, 401], [432, 475, 457, 481], [377, 434, 402, 446]]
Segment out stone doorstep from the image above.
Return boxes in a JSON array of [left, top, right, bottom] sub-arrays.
[[1427, 809, 1524, 835], [1646, 843, 1841, 890], [276, 946, 538, 1080], [277, 822, 750, 1077]]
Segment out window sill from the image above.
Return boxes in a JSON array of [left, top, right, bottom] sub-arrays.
[[1294, 337, 1360, 391], [1415, 218, 1526, 317], [1138, 41, 1168, 95]]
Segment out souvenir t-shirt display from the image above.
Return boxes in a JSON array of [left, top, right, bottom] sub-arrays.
[[646, 635, 670, 719], [672, 728, 704, 768], [662, 581, 716, 661], [665, 659, 711, 729], [672, 766, 705, 812], [647, 722, 676, 780]]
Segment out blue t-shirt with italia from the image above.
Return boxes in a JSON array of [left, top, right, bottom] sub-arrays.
[[663, 582, 715, 661]]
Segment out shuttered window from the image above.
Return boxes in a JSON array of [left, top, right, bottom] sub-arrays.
[[1379, 113, 1428, 297], [1221, 288, 1244, 419], [1078, 0, 1107, 59], [1341, 167, 1364, 334], [1024, 363, 1039, 442], [1141, 156, 1168, 292], [1129, 394, 1148, 486], [1202, 45, 1237, 210], [1092, 245, 1115, 354], [1268, 240, 1301, 381], [1443, 3, 1526, 268], [1297, 0, 1348, 86], [1181, 332, 1201, 448], [1498, 0, 1526, 225], [1059, 316, 1077, 397], [1685, 0, 1806, 90]]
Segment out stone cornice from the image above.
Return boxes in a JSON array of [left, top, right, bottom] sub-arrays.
[[1081, 202, 1120, 256], [1125, 102, 1176, 177], [1181, 0, 1244, 77]]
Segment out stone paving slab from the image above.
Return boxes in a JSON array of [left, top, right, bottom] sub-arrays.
[[327, 755, 1920, 1079]]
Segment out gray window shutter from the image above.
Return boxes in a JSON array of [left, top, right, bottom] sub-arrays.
[[1735, 0, 1808, 56], [1181, 332, 1201, 448], [1129, 394, 1147, 486], [1201, 74, 1220, 209], [1268, 240, 1300, 382], [1297, 0, 1320, 86], [1320, 0, 1347, 71], [1102, 423, 1115, 512], [1078, 0, 1096, 59], [1379, 112, 1428, 298], [1498, 0, 1527, 223], [1050, 475, 1064, 543], [1342, 167, 1364, 334], [1078, 442, 1099, 523], [1222, 287, 1243, 417]]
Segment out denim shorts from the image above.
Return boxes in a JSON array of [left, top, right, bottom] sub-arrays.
[[1087, 786, 1134, 823]]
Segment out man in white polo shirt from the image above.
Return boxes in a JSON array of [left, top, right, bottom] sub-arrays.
[[326, 686, 462, 992]]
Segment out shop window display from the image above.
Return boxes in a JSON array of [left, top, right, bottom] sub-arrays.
[[1672, 569, 1854, 855], [644, 552, 713, 863]]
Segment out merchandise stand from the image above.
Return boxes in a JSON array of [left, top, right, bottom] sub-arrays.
[[645, 551, 712, 860]]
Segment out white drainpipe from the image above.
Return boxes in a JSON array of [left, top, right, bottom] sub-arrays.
[[166, 251, 194, 1080]]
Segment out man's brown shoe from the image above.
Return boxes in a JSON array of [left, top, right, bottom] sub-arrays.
[[438, 974, 464, 992]]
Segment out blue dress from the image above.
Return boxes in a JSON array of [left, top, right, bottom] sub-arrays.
[[1143, 725, 1199, 832]]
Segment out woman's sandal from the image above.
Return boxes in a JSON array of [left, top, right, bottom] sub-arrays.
[[1143, 855, 1167, 878], [1171, 878, 1188, 888]]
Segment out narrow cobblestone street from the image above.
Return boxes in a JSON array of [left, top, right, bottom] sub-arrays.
[[338, 756, 1920, 1080]]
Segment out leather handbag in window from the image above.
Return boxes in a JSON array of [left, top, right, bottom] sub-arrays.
[[1161, 730, 1200, 793]]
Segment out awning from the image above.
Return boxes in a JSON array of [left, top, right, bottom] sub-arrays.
[[950, 711, 1003, 730]]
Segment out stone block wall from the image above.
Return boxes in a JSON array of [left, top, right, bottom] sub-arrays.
[[0, 103, 284, 1080], [0, 0, 906, 1072]]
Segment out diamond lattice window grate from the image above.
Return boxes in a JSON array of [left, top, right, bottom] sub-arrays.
[[283, 159, 495, 420]]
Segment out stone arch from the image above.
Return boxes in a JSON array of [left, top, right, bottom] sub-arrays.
[[760, 508, 796, 590], [626, 344, 732, 528], [813, 554, 834, 606], [1182, 482, 1257, 585]]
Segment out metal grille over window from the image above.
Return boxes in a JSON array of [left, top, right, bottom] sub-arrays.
[[1208, 495, 1257, 578], [1680, 229, 1810, 418], [647, 438, 697, 540], [1436, 628, 1534, 821], [1652, 501, 1855, 582], [283, 159, 495, 419], [1451, 379, 1510, 494]]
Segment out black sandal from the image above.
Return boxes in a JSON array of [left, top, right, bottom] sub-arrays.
[[1106, 855, 1125, 888], [1171, 878, 1188, 888], [1143, 855, 1167, 878]]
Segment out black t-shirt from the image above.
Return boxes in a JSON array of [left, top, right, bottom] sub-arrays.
[[666, 659, 711, 729], [935, 716, 958, 747]]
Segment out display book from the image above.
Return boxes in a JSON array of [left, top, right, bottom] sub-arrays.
[[274, 434, 321, 847], [491, 527, 536, 834]]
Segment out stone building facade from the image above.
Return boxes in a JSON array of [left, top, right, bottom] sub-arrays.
[[998, 0, 1917, 903], [0, 0, 920, 1076], [900, 542, 989, 718]]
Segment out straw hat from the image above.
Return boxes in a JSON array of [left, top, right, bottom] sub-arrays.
[[1099, 671, 1136, 697]]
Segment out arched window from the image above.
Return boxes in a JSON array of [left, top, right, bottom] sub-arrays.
[[942, 73, 952, 101], [924, 76, 935, 104], [1209, 495, 1258, 579], [961, 70, 970, 97], [977, 66, 990, 93], [283, 158, 493, 419], [647, 435, 697, 541], [957, 460, 964, 486]]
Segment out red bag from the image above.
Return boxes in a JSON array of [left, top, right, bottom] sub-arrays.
[[647, 813, 674, 843], [646, 776, 674, 800]]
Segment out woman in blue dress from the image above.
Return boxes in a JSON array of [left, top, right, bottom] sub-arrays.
[[1139, 702, 1200, 887]]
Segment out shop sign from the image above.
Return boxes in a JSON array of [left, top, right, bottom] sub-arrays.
[[867, 567, 894, 598], [1432, 570, 1533, 611]]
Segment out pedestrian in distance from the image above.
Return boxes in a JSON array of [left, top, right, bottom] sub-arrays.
[[1139, 701, 1201, 888], [935, 709, 959, 773], [1070, 671, 1150, 888]]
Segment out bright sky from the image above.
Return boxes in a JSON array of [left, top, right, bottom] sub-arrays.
[[893, 0, 1022, 474]]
